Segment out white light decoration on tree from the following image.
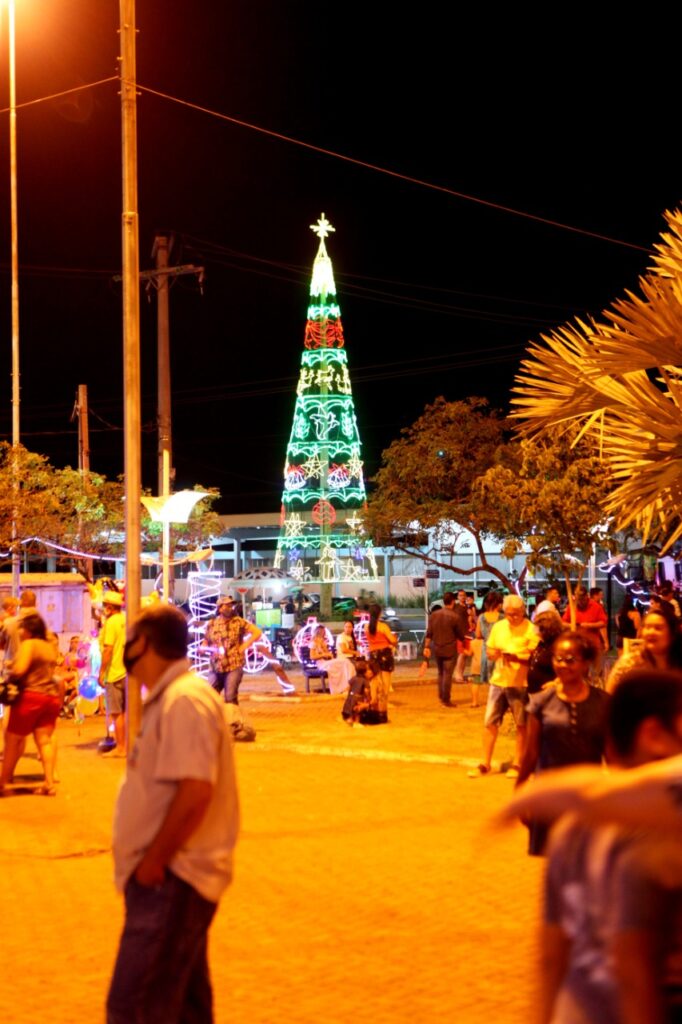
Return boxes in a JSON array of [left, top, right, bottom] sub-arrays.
[[274, 216, 379, 584]]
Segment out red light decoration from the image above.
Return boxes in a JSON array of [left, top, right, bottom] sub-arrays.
[[304, 318, 345, 349], [311, 500, 336, 525]]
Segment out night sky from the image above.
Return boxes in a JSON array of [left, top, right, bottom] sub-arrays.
[[0, 3, 679, 514]]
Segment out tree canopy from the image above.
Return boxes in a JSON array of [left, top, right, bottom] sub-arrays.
[[0, 442, 220, 574], [366, 397, 614, 603]]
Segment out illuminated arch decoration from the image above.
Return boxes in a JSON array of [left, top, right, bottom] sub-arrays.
[[274, 216, 379, 584]]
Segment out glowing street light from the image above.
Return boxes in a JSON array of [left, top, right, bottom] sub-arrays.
[[141, 490, 208, 603], [3, 0, 21, 596]]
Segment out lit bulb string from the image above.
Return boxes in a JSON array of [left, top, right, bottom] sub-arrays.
[[597, 559, 645, 594], [2, 536, 214, 569], [132, 81, 649, 254]]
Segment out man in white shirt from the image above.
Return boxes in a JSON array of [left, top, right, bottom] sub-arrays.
[[107, 603, 239, 1024]]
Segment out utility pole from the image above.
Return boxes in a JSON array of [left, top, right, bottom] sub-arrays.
[[153, 234, 172, 500], [75, 384, 91, 476], [147, 234, 203, 601], [71, 385, 93, 581], [119, 0, 142, 746], [114, 241, 204, 605]]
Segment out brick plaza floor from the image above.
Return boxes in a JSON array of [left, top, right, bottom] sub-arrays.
[[0, 669, 541, 1023]]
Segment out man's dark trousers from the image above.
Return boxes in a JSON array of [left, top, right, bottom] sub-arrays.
[[436, 656, 457, 706]]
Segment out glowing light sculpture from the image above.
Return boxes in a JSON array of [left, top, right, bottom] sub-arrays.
[[275, 215, 379, 584], [187, 569, 223, 679]]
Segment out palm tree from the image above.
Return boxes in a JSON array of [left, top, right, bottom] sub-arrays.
[[512, 208, 682, 552]]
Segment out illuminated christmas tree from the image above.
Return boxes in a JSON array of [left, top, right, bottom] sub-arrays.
[[274, 214, 379, 592]]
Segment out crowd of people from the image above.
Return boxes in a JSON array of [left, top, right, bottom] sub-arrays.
[[4, 578, 682, 1021]]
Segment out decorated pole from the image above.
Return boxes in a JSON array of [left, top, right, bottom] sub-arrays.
[[274, 215, 378, 608]]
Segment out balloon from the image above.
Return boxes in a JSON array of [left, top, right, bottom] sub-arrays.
[[78, 675, 103, 700]]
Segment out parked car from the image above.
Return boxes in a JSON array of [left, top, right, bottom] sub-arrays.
[[295, 593, 358, 617]]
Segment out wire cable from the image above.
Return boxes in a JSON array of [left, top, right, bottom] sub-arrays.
[[135, 81, 651, 254]]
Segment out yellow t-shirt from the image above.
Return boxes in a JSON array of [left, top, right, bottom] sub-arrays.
[[101, 610, 126, 683], [487, 617, 539, 688]]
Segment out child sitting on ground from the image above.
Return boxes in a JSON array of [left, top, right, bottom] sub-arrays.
[[341, 658, 374, 726]]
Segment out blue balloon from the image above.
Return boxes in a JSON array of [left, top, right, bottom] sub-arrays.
[[78, 675, 103, 700]]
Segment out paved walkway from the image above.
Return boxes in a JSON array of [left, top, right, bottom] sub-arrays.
[[0, 667, 541, 1023]]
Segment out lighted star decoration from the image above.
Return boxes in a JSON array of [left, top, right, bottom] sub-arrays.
[[346, 513, 364, 532], [347, 454, 364, 478], [339, 559, 367, 581], [289, 560, 307, 582], [284, 513, 305, 537], [310, 213, 335, 240], [301, 454, 325, 479], [311, 409, 339, 440]]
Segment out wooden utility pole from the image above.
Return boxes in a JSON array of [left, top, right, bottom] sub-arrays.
[[76, 384, 91, 476], [154, 234, 173, 602], [147, 234, 203, 601], [153, 234, 172, 498], [119, 0, 142, 746], [71, 385, 93, 580]]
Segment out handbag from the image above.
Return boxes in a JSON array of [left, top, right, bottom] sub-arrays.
[[0, 673, 25, 706]]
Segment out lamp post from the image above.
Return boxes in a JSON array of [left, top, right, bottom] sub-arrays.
[[141, 490, 209, 603], [4, 0, 21, 597]]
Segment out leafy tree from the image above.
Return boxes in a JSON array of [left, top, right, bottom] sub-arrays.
[[366, 399, 615, 620], [0, 443, 221, 577], [475, 434, 614, 625], [366, 397, 517, 590]]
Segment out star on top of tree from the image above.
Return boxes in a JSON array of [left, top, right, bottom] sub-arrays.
[[310, 213, 335, 240]]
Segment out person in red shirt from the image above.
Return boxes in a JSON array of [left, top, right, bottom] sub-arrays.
[[563, 586, 608, 681]]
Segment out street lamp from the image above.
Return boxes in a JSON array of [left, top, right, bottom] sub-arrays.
[[141, 490, 209, 603], [3, 0, 21, 596]]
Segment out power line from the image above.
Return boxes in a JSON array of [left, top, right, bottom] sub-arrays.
[[0, 76, 118, 114], [135, 81, 651, 254]]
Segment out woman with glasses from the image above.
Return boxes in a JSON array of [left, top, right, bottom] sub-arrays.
[[516, 631, 610, 855]]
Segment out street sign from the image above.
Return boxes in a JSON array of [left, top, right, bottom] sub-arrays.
[[425, 568, 440, 579]]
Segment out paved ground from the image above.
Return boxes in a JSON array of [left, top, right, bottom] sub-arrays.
[[0, 666, 542, 1023]]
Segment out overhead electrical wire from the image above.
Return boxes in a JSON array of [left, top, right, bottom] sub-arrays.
[[2, 75, 650, 253], [134, 81, 650, 254]]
